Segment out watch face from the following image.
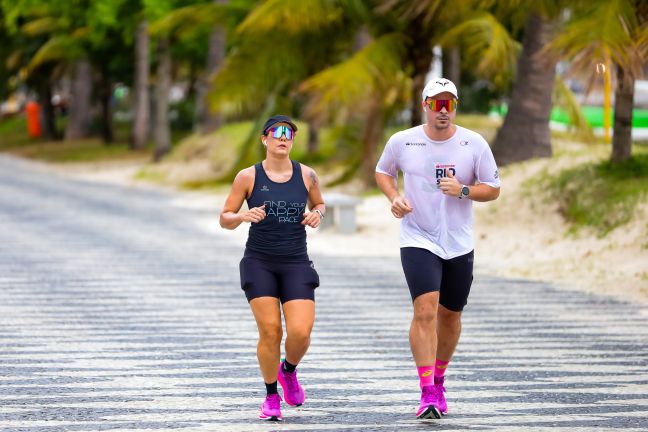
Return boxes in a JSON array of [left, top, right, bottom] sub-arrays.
[[462, 186, 469, 196]]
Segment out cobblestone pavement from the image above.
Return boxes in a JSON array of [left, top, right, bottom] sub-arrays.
[[0, 155, 647, 432]]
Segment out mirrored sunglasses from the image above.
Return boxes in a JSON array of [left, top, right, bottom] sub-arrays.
[[426, 99, 458, 112], [268, 125, 294, 140]]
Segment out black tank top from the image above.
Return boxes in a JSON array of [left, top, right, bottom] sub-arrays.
[[245, 160, 308, 257]]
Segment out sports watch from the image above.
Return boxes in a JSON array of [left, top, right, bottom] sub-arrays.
[[314, 209, 324, 219], [459, 185, 470, 199]]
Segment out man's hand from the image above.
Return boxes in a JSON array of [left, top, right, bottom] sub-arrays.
[[391, 196, 413, 219], [302, 211, 321, 228], [240, 204, 266, 223], [439, 170, 461, 197]]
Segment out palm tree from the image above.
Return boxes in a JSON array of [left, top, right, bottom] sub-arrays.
[[132, 19, 150, 150], [491, 12, 558, 164], [547, 0, 647, 163]]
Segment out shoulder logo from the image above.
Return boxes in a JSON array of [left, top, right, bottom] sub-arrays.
[[494, 169, 499, 179], [460, 140, 469, 146], [260, 185, 270, 192]]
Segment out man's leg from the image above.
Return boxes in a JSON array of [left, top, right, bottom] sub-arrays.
[[434, 250, 474, 415], [436, 305, 462, 365], [410, 291, 440, 367]]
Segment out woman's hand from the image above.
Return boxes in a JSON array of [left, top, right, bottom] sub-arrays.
[[240, 205, 266, 223], [302, 210, 321, 228]]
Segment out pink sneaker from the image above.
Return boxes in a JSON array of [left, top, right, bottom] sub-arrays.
[[435, 376, 448, 415], [416, 385, 442, 419], [277, 361, 305, 406], [259, 393, 282, 421]]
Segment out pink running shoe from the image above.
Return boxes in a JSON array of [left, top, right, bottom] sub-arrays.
[[434, 376, 448, 415], [416, 385, 442, 419], [277, 361, 305, 406], [259, 393, 282, 421]]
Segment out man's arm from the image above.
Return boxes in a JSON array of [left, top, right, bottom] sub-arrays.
[[376, 172, 413, 218]]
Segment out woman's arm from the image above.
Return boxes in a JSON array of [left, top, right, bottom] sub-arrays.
[[219, 168, 266, 229]]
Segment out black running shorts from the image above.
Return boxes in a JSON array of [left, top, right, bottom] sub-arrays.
[[239, 249, 319, 303], [400, 247, 474, 312]]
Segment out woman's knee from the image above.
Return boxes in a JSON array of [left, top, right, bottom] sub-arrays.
[[258, 323, 283, 345], [286, 325, 312, 345]]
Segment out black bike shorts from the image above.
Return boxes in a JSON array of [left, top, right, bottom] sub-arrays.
[[400, 247, 474, 312], [239, 249, 319, 303]]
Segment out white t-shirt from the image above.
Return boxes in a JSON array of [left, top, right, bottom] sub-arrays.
[[376, 125, 500, 259]]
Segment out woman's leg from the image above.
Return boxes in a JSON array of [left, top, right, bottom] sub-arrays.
[[249, 297, 283, 384], [282, 299, 315, 365]]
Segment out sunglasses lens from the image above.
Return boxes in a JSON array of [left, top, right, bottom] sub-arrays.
[[428, 99, 457, 111], [271, 126, 293, 139]]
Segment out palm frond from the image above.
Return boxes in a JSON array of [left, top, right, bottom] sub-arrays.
[[553, 75, 594, 142], [20, 17, 66, 36], [438, 12, 520, 87], [546, 0, 643, 82], [149, 3, 230, 37], [207, 34, 307, 117], [299, 33, 408, 123], [27, 35, 85, 73], [237, 0, 342, 35]]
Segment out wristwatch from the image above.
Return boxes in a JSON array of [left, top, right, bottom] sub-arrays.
[[314, 209, 324, 219], [459, 185, 470, 199]]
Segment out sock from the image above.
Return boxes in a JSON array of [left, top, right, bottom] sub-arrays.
[[417, 365, 434, 388], [265, 381, 278, 395], [435, 359, 449, 378], [282, 360, 297, 373]]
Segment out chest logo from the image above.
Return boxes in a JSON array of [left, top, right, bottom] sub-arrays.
[[260, 185, 270, 192]]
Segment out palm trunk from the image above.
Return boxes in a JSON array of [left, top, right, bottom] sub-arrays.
[[611, 65, 634, 163], [131, 20, 150, 150], [307, 120, 319, 154], [195, 0, 227, 134], [99, 76, 114, 144], [153, 36, 172, 162], [39, 83, 60, 140], [493, 13, 557, 165], [408, 18, 435, 127], [361, 99, 384, 189], [442, 46, 461, 88], [65, 60, 93, 140]]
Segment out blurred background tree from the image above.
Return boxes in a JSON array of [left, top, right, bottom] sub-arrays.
[[1, 0, 646, 181]]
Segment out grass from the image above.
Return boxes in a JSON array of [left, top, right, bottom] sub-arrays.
[[0, 114, 190, 163], [546, 152, 648, 237]]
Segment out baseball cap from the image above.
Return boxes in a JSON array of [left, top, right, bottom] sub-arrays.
[[262, 115, 298, 135], [421, 78, 458, 100]]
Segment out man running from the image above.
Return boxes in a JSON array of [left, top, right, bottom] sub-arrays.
[[375, 78, 500, 419]]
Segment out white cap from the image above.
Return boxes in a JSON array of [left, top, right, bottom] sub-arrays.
[[422, 78, 458, 100]]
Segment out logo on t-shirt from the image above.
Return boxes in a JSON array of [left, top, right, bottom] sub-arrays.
[[260, 185, 270, 192], [460, 140, 469, 146], [435, 163, 457, 186], [406, 142, 426, 146]]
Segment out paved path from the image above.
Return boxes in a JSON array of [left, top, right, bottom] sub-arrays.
[[0, 155, 647, 431]]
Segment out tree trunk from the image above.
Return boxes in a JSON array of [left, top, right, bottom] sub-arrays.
[[611, 65, 634, 163], [153, 37, 172, 162], [39, 83, 60, 140], [492, 13, 557, 165], [195, 0, 227, 134], [99, 76, 114, 144], [131, 20, 150, 150], [408, 18, 435, 127], [442, 46, 461, 88], [361, 99, 384, 188], [307, 120, 319, 154], [65, 60, 93, 140]]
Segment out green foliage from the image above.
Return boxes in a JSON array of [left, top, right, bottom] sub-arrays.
[[547, 153, 648, 236]]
